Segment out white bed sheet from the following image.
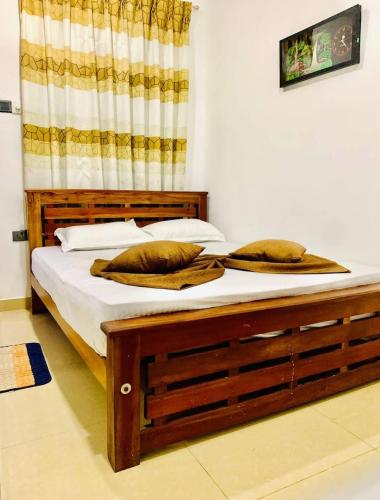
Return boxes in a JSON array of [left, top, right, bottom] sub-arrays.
[[32, 242, 380, 357]]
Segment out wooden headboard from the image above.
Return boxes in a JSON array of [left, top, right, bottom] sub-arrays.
[[26, 189, 208, 254]]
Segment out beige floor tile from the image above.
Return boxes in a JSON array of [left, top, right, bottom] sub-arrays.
[[314, 381, 380, 448], [0, 362, 106, 448], [0, 310, 35, 344], [187, 408, 371, 499], [263, 450, 380, 500], [0, 310, 82, 369], [1, 423, 227, 500]]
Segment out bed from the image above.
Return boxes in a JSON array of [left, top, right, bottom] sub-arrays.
[[27, 189, 380, 472]]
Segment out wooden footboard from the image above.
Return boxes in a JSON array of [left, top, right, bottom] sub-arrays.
[[103, 283, 380, 472]]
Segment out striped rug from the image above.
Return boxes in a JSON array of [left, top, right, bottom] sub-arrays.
[[0, 343, 51, 393]]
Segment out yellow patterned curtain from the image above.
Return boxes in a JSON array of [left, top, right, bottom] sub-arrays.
[[20, 0, 192, 189]]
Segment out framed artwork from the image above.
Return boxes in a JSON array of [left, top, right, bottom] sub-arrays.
[[280, 5, 361, 88]]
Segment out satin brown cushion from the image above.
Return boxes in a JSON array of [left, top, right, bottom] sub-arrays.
[[230, 239, 306, 263], [105, 241, 204, 274]]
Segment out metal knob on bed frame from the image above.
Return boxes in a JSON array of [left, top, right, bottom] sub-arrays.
[[121, 383, 132, 395]]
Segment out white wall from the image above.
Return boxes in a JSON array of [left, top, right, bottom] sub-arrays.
[[190, 0, 380, 265], [0, 0, 29, 300]]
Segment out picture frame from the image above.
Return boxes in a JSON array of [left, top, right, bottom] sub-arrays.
[[280, 5, 362, 88]]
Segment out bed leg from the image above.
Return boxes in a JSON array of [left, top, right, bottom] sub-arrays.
[[106, 333, 141, 472], [31, 287, 47, 314]]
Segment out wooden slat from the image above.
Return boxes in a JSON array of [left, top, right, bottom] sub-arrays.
[[44, 207, 197, 219], [147, 338, 380, 419], [298, 339, 380, 378], [349, 316, 380, 340], [141, 361, 380, 455], [147, 316, 380, 387], [346, 339, 380, 364], [25, 189, 208, 206]]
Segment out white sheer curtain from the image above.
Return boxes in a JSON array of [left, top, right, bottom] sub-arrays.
[[21, 0, 192, 190]]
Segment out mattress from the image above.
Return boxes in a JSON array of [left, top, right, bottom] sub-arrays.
[[32, 242, 380, 356]]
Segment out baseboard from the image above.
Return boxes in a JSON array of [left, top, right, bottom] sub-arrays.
[[0, 297, 31, 312]]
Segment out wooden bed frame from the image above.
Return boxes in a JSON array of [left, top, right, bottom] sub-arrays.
[[26, 189, 380, 472]]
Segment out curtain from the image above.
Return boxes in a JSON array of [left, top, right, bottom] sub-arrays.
[[20, 0, 192, 190]]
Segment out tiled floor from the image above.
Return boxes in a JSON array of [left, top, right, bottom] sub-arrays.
[[2, 310, 380, 499]]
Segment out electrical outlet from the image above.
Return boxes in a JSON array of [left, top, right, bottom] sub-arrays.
[[12, 230, 28, 242], [12, 103, 22, 115]]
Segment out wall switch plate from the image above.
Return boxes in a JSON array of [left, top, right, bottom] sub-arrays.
[[12, 230, 28, 242], [0, 100, 12, 113]]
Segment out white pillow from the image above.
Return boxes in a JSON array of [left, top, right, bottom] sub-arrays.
[[55, 220, 153, 252], [143, 219, 225, 243]]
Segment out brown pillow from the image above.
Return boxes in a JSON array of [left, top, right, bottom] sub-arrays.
[[230, 239, 306, 263], [105, 241, 204, 274]]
